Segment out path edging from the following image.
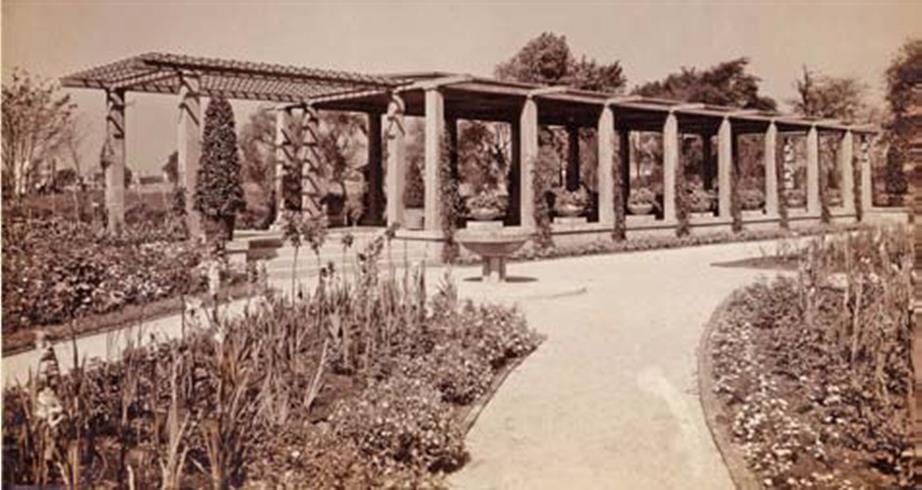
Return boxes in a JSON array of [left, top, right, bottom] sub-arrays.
[[697, 290, 762, 490]]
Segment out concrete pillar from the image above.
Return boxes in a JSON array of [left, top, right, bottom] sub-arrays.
[[619, 129, 631, 208], [566, 124, 581, 191], [273, 108, 291, 221], [423, 88, 444, 232], [860, 135, 873, 212], [717, 117, 733, 218], [301, 106, 322, 217], [597, 106, 615, 226], [385, 94, 406, 226], [363, 111, 384, 225], [104, 89, 126, 234], [764, 121, 779, 217], [520, 97, 539, 230], [840, 130, 855, 213], [806, 125, 820, 215], [177, 71, 202, 239], [662, 112, 679, 223]]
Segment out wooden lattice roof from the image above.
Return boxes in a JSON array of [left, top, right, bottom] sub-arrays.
[[60, 52, 406, 103]]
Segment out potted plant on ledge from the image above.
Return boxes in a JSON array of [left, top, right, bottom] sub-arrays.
[[627, 188, 656, 216], [553, 187, 589, 218], [740, 188, 766, 213], [466, 190, 508, 222], [783, 188, 807, 208], [688, 188, 716, 215]]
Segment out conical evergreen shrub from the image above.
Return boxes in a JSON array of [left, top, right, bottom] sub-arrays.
[[194, 96, 245, 240]]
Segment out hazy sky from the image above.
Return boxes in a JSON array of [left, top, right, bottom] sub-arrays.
[[3, 1, 921, 175]]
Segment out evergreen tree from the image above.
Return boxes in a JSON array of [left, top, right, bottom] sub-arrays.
[[194, 96, 245, 240]]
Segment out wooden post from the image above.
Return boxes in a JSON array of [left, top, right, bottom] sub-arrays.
[[764, 121, 779, 217], [423, 88, 444, 232], [520, 96, 538, 230], [662, 111, 679, 223], [597, 106, 615, 226], [566, 124, 581, 191], [806, 125, 821, 215], [363, 111, 384, 225], [385, 94, 406, 226], [718, 117, 733, 218], [840, 130, 855, 213], [104, 89, 126, 234], [177, 71, 202, 239]]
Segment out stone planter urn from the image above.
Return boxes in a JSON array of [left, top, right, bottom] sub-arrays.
[[469, 206, 504, 222], [404, 208, 424, 230], [555, 202, 585, 218], [628, 202, 654, 216]]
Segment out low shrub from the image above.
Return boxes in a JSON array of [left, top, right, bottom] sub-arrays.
[[394, 342, 493, 405], [331, 375, 466, 471]]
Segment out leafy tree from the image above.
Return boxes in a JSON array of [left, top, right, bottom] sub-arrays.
[[634, 58, 776, 110], [790, 66, 867, 122], [194, 96, 245, 241], [2, 69, 76, 200], [495, 32, 626, 93], [881, 38, 922, 204]]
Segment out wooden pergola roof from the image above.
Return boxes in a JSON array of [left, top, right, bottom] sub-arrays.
[[61, 52, 877, 134]]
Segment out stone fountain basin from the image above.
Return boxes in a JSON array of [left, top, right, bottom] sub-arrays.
[[457, 228, 530, 283]]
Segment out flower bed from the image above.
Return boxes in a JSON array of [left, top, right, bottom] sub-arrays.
[[1, 217, 203, 335], [1, 231, 543, 488], [703, 228, 913, 488]]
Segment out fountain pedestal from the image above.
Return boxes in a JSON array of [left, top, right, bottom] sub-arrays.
[[457, 224, 529, 283]]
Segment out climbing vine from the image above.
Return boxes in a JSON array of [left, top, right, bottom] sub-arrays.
[[853, 139, 863, 222], [776, 138, 789, 229], [730, 159, 742, 233], [439, 126, 462, 263], [611, 143, 626, 241], [675, 150, 690, 237], [532, 144, 556, 249], [818, 137, 831, 224]]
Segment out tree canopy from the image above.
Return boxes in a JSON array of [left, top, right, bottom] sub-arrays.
[[495, 32, 626, 93], [633, 58, 776, 110], [790, 66, 867, 122]]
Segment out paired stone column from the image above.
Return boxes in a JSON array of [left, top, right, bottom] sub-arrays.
[[806, 125, 821, 215], [717, 117, 733, 218], [177, 71, 202, 239], [662, 111, 679, 223], [764, 121, 779, 216], [839, 130, 855, 213], [860, 136, 873, 212], [519, 97, 539, 230], [363, 111, 384, 225], [104, 89, 126, 234], [566, 124, 581, 191], [423, 88, 445, 232], [597, 105, 615, 226], [385, 94, 406, 226]]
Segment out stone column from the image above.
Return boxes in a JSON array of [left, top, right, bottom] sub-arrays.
[[860, 135, 873, 212], [273, 108, 291, 223], [597, 105, 615, 226], [619, 129, 631, 207], [519, 96, 539, 230], [717, 117, 733, 218], [177, 71, 202, 239], [566, 124, 581, 191], [662, 111, 679, 223], [423, 88, 444, 232], [385, 94, 406, 226], [806, 125, 820, 215], [764, 121, 779, 217], [363, 111, 384, 225], [104, 89, 126, 234], [840, 130, 855, 213]]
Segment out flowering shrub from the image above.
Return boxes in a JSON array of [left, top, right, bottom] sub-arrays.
[[709, 227, 913, 487], [393, 342, 493, 405], [331, 375, 466, 471], [1, 217, 202, 332]]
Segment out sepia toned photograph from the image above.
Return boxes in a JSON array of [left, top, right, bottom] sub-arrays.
[[2, 1, 922, 488]]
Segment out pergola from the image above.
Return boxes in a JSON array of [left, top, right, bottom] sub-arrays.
[[62, 52, 878, 239]]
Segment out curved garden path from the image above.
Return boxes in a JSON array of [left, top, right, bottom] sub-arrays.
[[448, 239, 787, 490]]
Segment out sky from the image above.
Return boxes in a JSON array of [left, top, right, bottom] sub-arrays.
[[3, 0, 921, 175]]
